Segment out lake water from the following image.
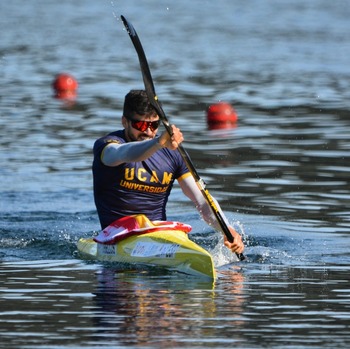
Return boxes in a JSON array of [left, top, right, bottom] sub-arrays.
[[1, 0, 350, 348]]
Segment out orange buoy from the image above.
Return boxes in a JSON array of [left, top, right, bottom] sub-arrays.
[[207, 102, 238, 130], [52, 73, 78, 99]]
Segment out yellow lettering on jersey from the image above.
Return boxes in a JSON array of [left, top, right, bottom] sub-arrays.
[[138, 168, 147, 182], [119, 180, 169, 193], [125, 168, 135, 180], [150, 171, 160, 183], [162, 172, 173, 185]]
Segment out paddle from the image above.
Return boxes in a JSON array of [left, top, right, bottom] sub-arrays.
[[121, 15, 245, 261]]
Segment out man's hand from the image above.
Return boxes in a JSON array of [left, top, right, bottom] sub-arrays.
[[158, 125, 183, 150], [224, 227, 245, 254]]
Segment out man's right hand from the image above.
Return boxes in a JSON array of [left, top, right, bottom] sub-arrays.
[[158, 125, 184, 150]]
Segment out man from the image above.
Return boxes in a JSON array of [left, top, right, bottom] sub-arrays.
[[93, 90, 244, 254]]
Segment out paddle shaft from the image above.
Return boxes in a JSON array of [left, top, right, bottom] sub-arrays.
[[121, 15, 244, 261]]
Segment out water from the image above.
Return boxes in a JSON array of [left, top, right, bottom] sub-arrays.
[[1, 261, 350, 348], [1, 0, 350, 348]]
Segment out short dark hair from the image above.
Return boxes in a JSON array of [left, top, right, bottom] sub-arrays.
[[123, 90, 157, 118]]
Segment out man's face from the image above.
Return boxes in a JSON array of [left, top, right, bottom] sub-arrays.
[[122, 114, 160, 142]]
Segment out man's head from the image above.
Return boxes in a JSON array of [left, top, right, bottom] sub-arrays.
[[122, 90, 160, 142]]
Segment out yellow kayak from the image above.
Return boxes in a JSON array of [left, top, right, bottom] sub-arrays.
[[77, 215, 216, 280]]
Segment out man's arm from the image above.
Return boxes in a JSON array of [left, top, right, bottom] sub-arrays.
[[102, 124, 184, 166], [102, 138, 161, 166], [178, 174, 244, 254]]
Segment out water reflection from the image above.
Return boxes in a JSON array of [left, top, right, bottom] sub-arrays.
[[92, 268, 219, 346], [1, 260, 349, 348], [89, 264, 350, 348]]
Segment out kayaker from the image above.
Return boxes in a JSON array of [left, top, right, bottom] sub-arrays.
[[93, 89, 244, 255]]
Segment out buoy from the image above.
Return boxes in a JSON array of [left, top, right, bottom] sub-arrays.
[[52, 73, 78, 99], [207, 102, 238, 130]]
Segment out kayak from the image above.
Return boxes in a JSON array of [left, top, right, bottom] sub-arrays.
[[77, 214, 216, 280]]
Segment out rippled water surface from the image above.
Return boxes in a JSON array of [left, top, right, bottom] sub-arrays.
[[1, 261, 350, 348], [1, 0, 350, 348]]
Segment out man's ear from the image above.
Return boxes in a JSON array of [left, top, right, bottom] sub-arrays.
[[121, 116, 128, 128]]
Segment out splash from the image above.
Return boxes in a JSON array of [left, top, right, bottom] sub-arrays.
[[211, 219, 248, 267]]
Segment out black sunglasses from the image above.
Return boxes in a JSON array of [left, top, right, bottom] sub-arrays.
[[126, 117, 160, 132]]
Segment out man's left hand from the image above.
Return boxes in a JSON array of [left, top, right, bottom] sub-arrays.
[[224, 227, 245, 254]]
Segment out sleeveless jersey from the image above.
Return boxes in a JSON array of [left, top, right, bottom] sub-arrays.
[[93, 130, 190, 229]]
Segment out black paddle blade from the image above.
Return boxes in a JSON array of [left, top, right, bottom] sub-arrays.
[[121, 15, 172, 136], [121, 16, 165, 118]]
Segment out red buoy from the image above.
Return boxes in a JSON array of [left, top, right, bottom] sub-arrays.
[[207, 102, 238, 130], [52, 73, 78, 99]]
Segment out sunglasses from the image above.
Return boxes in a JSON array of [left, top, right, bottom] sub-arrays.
[[126, 117, 160, 132]]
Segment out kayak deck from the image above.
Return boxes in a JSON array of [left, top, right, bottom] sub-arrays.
[[77, 229, 216, 280]]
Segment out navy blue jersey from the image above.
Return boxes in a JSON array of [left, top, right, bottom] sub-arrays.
[[93, 130, 190, 228]]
